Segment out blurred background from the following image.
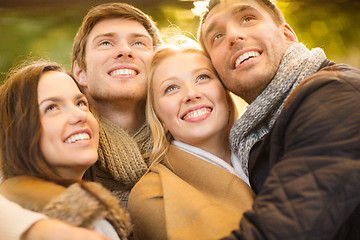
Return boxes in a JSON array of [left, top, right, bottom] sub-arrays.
[[1, 0, 359, 85]]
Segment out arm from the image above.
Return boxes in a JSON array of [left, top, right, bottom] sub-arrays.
[[128, 169, 166, 240], [0, 194, 46, 240], [226, 71, 360, 239], [22, 219, 111, 240], [0, 195, 110, 240]]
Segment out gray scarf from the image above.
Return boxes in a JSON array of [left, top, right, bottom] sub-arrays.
[[230, 43, 326, 176]]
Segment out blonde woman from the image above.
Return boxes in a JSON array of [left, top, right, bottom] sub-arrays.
[[128, 45, 255, 240]]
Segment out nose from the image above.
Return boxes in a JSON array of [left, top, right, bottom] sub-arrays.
[[227, 23, 245, 47], [114, 40, 133, 59], [68, 105, 87, 125], [184, 84, 201, 103]]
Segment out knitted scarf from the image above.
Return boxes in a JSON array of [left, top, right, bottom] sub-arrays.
[[230, 43, 326, 176], [87, 113, 153, 207]]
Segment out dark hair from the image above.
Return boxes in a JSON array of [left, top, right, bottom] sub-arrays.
[[0, 61, 69, 183], [198, 0, 285, 52], [72, 2, 163, 72]]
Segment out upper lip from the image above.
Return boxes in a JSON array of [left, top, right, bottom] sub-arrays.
[[180, 105, 213, 120], [231, 47, 262, 69], [108, 65, 139, 76], [64, 129, 92, 142]]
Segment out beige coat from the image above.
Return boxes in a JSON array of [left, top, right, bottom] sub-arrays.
[[128, 145, 255, 240], [0, 176, 132, 239]]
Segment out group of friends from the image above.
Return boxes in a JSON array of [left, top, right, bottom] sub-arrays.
[[0, 0, 359, 240]]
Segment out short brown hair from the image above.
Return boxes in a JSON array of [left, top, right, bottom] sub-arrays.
[[0, 61, 68, 183], [198, 0, 285, 52], [72, 2, 162, 72]]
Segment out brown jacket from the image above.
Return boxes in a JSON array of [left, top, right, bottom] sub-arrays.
[[128, 145, 255, 240]]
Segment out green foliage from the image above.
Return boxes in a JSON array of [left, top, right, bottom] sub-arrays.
[[0, 1, 359, 84], [278, 0, 360, 67]]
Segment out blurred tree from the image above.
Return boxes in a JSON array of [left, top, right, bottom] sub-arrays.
[[0, 0, 359, 83], [278, 0, 360, 67]]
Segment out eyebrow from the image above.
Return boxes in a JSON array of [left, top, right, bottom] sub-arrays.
[[204, 5, 254, 39], [39, 93, 85, 107], [91, 32, 151, 44], [91, 32, 116, 44], [159, 66, 213, 87]]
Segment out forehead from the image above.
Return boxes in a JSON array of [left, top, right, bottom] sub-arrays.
[[202, 0, 268, 34], [38, 71, 79, 99], [88, 18, 151, 39], [153, 52, 213, 79]]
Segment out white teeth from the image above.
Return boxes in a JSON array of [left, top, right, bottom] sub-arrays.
[[109, 68, 136, 76], [235, 51, 260, 68], [183, 108, 211, 121], [65, 133, 90, 143]]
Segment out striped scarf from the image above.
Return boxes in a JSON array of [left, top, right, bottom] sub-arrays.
[[230, 43, 326, 176]]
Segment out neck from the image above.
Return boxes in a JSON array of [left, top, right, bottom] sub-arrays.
[[57, 168, 86, 183], [189, 134, 232, 165], [89, 97, 146, 134]]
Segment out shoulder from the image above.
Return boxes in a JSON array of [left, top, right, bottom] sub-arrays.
[[0, 176, 65, 212], [129, 165, 164, 206], [273, 63, 360, 154], [283, 64, 360, 121]]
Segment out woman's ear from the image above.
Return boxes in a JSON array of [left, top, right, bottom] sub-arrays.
[[162, 122, 169, 134], [73, 61, 88, 87]]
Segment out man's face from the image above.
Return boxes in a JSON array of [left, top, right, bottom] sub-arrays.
[[77, 18, 153, 104], [201, 0, 296, 103]]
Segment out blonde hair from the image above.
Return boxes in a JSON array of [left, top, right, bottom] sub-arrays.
[[146, 44, 238, 167]]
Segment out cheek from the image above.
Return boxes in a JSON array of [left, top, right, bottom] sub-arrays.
[[39, 124, 55, 146], [213, 89, 231, 115], [154, 100, 177, 127], [39, 129, 52, 162], [141, 50, 153, 63], [88, 114, 99, 140]]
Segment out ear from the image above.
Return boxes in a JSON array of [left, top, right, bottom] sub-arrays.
[[162, 122, 169, 134], [283, 23, 298, 45], [73, 61, 88, 87]]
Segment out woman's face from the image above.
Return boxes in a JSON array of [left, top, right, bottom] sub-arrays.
[[37, 71, 99, 180], [152, 52, 231, 149]]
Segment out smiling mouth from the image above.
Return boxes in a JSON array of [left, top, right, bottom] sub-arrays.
[[234, 51, 261, 68], [109, 68, 137, 77], [182, 107, 212, 121], [65, 133, 90, 143]]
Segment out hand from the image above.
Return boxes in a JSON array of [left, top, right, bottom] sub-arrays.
[[21, 219, 111, 240]]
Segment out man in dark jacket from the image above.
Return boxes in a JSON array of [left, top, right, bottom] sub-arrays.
[[199, 0, 360, 239]]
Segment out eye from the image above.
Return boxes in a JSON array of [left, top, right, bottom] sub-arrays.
[[213, 33, 224, 42], [242, 16, 255, 24], [77, 99, 88, 108], [99, 41, 111, 46], [134, 41, 144, 46], [44, 104, 59, 113], [197, 74, 210, 82], [164, 85, 178, 94]]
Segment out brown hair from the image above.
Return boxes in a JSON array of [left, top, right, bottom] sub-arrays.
[[72, 2, 162, 72], [0, 61, 69, 183], [146, 45, 238, 166], [198, 0, 285, 52]]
